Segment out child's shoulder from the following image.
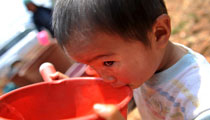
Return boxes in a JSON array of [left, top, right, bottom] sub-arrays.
[[173, 43, 210, 90], [133, 43, 210, 120], [170, 43, 210, 119], [174, 43, 210, 68]]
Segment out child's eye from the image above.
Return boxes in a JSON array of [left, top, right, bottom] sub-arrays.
[[103, 61, 115, 67]]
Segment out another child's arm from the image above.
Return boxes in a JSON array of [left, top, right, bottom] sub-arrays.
[[50, 72, 69, 80], [49, 65, 98, 80]]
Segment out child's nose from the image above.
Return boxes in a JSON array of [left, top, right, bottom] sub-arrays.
[[85, 65, 99, 77], [95, 69, 116, 83], [101, 75, 116, 83]]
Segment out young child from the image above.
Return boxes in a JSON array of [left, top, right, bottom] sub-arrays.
[[51, 0, 210, 119]]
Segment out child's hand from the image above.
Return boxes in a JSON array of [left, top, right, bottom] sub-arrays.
[[49, 71, 69, 80], [93, 104, 125, 120]]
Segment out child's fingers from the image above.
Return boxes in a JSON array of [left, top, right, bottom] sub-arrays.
[[50, 72, 69, 80], [93, 104, 125, 120]]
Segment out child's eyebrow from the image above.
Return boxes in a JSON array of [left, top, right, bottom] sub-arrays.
[[87, 53, 115, 64]]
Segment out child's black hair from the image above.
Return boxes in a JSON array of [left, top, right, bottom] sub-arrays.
[[53, 0, 168, 47]]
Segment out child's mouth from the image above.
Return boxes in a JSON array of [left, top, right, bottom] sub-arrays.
[[110, 82, 127, 88]]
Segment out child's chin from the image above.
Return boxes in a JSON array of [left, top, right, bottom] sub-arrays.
[[123, 83, 138, 89], [130, 85, 138, 89], [111, 83, 127, 88]]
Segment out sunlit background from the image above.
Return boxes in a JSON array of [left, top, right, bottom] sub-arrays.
[[0, 0, 53, 47], [0, 0, 57, 95]]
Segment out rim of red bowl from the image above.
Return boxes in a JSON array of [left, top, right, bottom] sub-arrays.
[[0, 77, 133, 120]]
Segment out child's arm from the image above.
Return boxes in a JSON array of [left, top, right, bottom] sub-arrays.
[[93, 104, 125, 120]]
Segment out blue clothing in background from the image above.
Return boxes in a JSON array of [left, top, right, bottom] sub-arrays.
[[3, 82, 18, 93], [33, 6, 54, 36]]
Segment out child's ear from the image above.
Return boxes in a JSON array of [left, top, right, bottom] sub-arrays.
[[152, 14, 171, 49]]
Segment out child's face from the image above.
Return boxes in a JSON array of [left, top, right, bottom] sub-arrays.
[[64, 33, 163, 88]]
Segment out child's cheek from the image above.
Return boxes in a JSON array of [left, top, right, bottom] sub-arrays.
[[118, 64, 139, 84], [115, 69, 131, 84]]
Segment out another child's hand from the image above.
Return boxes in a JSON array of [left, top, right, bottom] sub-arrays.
[[93, 104, 125, 120], [49, 71, 69, 80]]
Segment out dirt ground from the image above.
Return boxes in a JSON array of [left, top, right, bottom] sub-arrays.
[[166, 0, 210, 62], [128, 0, 210, 119]]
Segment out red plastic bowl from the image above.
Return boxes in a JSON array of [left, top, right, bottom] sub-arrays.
[[0, 76, 132, 119]]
